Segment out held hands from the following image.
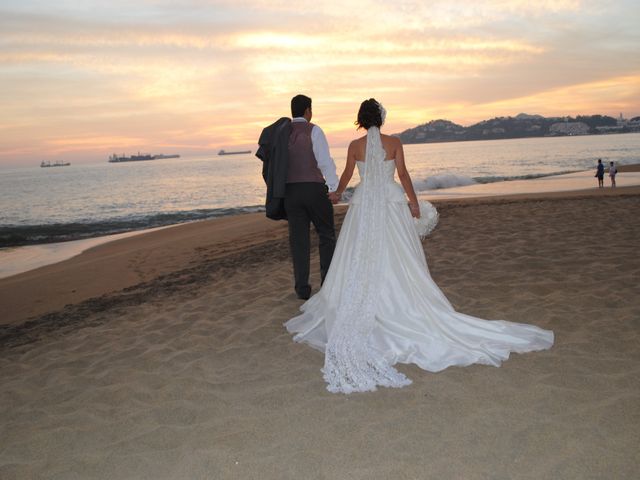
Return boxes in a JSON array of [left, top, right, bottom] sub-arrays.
[[409, 201, 420, 219], [328, 191, 341, 204]]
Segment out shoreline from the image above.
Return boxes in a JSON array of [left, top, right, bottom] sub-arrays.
[[2, 165, 640, 281], [1, 184, 639, 332], [0, 224, 178, 280], [0, 211, 291, 330]]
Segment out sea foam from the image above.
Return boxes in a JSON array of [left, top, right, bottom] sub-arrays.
[[414, 174, 477, 191]]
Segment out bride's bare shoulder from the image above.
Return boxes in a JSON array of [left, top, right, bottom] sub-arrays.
[[348, 135, 367, 150], [380, 134, 402, 151]]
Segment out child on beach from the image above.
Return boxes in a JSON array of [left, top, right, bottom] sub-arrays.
[[609, 161, 617, 188]]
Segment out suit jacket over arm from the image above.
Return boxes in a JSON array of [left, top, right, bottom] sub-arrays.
[[256, 117, 291, 220]]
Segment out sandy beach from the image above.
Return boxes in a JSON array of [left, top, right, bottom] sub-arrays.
[[1, 184, 640, 478]]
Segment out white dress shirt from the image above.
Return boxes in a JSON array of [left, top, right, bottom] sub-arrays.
[[292, 117, 339, 192]]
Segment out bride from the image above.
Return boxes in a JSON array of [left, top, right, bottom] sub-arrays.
[[285, 99, 554, 394]]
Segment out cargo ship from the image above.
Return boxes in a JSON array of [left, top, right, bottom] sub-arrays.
[[41, 161, 70, 167], [218, 149, 251, 156], [108, 153, 180, 163]]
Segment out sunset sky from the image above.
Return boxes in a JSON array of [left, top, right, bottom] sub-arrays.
[[1, 0, 639, 165]]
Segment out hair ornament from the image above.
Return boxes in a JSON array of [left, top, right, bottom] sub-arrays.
[[377, 101, 386, 126]]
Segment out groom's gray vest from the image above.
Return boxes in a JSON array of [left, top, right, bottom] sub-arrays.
[[287, 121, 324, 184]]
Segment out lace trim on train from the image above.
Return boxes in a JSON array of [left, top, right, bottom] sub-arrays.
[[322, 127, 412, 393]]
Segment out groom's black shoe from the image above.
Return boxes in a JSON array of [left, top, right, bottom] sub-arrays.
[[296, 285, 311, 300]]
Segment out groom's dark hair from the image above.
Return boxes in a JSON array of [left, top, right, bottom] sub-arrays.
[[291, 94, 312, 118]]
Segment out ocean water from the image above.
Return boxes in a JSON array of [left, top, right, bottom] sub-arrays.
[[1, 133, 639, 247]]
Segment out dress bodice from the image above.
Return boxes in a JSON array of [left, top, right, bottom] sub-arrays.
[[356, 159, 396, 182], [351, 160, 406, 204]]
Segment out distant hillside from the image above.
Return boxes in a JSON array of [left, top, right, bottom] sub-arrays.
[[395, 113, 639, 144]]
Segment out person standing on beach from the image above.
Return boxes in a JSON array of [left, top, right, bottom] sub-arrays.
[[284, 94, 339, 300], [596, 159, 604, 188], [609, 161, 617, 188]]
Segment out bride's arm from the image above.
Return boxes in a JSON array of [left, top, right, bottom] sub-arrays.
[[333, 141, 358, 198], [394, 138, 420, 218]]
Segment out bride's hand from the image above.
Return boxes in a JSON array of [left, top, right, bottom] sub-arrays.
[[409, 202, 420, 218]]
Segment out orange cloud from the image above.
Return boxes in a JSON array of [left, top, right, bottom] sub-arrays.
[[452, 74, 640, 124]]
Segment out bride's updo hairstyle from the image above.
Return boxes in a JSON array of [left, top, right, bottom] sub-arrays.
[[355, 98, 383, 130]]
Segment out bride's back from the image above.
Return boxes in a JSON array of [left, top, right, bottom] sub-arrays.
[[352, 133, 399, 162]]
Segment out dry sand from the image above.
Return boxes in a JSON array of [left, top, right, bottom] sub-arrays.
[[1, 187, 639, 479]]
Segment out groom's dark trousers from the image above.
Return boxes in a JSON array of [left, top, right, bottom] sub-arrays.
[[284, 183, 335, 299]]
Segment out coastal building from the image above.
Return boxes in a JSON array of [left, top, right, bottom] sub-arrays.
[[549, 122, 589, 135], [596, 113, 640, 133]]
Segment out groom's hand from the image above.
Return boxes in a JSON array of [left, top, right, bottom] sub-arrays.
[[328, 191, 340, 204]]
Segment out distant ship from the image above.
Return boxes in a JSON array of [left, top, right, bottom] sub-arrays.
[[41, 161, 70, 168], [108, 153, 180, 163], [218, 149, 251, 156]]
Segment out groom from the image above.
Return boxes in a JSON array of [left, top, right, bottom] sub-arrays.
[[285, 94, 339, 299]]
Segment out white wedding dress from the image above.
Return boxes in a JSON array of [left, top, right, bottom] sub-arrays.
[[285, 127, 554, 394]]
